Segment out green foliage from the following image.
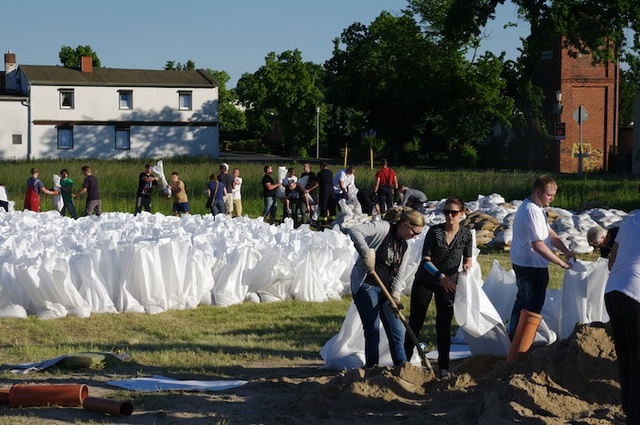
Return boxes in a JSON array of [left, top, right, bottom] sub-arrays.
[[620, 53, 640, 126], [164, 60, 196, 70], [206, 69, 247, 134], [58, 45, 101, 68], [325, 9, 513, 165], [236, 50, 324, 156]]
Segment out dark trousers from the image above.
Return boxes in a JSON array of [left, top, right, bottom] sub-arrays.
[[357, 189, 374, 215], [135, 196, 151, 215], [508, 265, 549, 340], [405, 277, 455, 370], [318, 189, 332, 218], [377, 185, 394, 213], [605, 290, 640, 425]]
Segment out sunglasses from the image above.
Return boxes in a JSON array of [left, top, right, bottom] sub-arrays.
[[443, 209, 462, 216], [407, 224, 422, 236]]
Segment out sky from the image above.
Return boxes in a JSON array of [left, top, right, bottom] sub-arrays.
[[2, 1, 528, 88]]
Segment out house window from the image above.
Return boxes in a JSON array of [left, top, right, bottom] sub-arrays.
[[119, 90, 133, 109], [115, 128, 130, 150], [58, 127, 73, 149], [178, 91, 192, 110], [59, 89, 74, 109], [12, 134, 22, 145]]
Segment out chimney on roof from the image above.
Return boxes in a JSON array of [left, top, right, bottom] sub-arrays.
[[4, 51, 18, 92], [81, 55, 93, 73]]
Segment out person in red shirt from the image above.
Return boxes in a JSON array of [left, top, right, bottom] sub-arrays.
[[373, 159, 398, 214]]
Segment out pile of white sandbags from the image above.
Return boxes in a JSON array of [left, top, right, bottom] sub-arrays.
[[0, 190, 634, 320], [0, 211, 357, 319]]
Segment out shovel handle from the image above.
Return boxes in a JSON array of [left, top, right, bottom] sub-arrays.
[[368, 270, 433, 371]]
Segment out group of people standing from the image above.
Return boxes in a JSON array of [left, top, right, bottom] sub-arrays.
[[348, 197, 473, 377], [260, 159, 428, 227], [15, 162, 244, 220], [347, 173, 640, 425], [21, 165, 101, 218]]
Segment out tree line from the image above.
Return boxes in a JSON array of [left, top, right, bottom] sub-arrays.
[[59, 0, 639, 168]]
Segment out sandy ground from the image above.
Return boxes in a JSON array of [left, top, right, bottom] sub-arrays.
[[0, 322, 627, 425]]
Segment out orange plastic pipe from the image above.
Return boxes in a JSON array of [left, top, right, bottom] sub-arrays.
[[0, 388, 9, 404], [83, 397, 133, 416], [9, 384, 89, 408], [507, 309, 543, 363]]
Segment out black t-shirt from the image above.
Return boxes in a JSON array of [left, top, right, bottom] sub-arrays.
[[137, 172, 157, 197], [316, 169, 333, 193], [218, 173, 234, 193], [600, 227, 619, 258], [262, 174, 275, 198], [301, 171, 317, 195], [83, 175, 100, 201]]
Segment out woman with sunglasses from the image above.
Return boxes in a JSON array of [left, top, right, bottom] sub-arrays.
[[404, 196, 473, 377], [348, 206, 425, 368]]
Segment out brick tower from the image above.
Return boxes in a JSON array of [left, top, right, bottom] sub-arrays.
[[534, 37, 618, 174]]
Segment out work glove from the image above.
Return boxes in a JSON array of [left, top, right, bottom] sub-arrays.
[[392, 291, 404, 311], [362, 248, 376, 273]]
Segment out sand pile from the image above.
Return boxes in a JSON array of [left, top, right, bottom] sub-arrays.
[[291, 323, 625, 424]]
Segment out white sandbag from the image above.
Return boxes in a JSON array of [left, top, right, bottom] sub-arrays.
[[69, 253, 118, 314], [151, 160, 171, 196], [559, 258, 610, 339], [541, 289, 562, 336], [275, 166, 288, 199], [585, 257, 610, 323], [481, 260, 517, 322], [0, 304, 28, 319], [454, 266, 511, 357], [320, 302, 397, 370], [52, 174, 63, 212]]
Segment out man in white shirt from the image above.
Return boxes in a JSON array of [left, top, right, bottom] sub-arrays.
[[508, 175, 575, 340], [0, 183, 8, 212], [232, 167, 242, 217], [332, 165, 356, 200]]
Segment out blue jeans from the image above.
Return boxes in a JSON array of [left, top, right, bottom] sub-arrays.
[[210, 200, 226, 216], [508, 264, 549, 340], [353, 283, 407, 367], [262, 196, 277, 219]]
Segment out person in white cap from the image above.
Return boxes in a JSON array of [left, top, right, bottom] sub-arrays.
[[217, 163, 234, 217]]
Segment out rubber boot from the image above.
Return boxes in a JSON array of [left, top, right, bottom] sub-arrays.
[[506, 309, 542, 363]]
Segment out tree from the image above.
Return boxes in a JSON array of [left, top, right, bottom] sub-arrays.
[[407, 0, 640, 166], [236, 49, 324, 157], [205, 69, 246, 134], [619, 54, 640, 126], [326, 10, 512, 165], [58, 45, 101, 68], [164, 60, 196, 71]]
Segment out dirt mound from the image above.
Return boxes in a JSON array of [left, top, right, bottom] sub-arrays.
[[290, 323, 625, 424]]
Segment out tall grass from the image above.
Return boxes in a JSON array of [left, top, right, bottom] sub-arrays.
[[1, 158, 638, 216]]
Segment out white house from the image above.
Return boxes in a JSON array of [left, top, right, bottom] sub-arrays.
[[1, 52, 219, 160]]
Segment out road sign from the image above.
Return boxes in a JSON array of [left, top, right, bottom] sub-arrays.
[[554, 122, 566, 140], [572, 106, 589, 124]]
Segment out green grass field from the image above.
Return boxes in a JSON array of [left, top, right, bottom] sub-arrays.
[[2, 157, 639, 215]]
